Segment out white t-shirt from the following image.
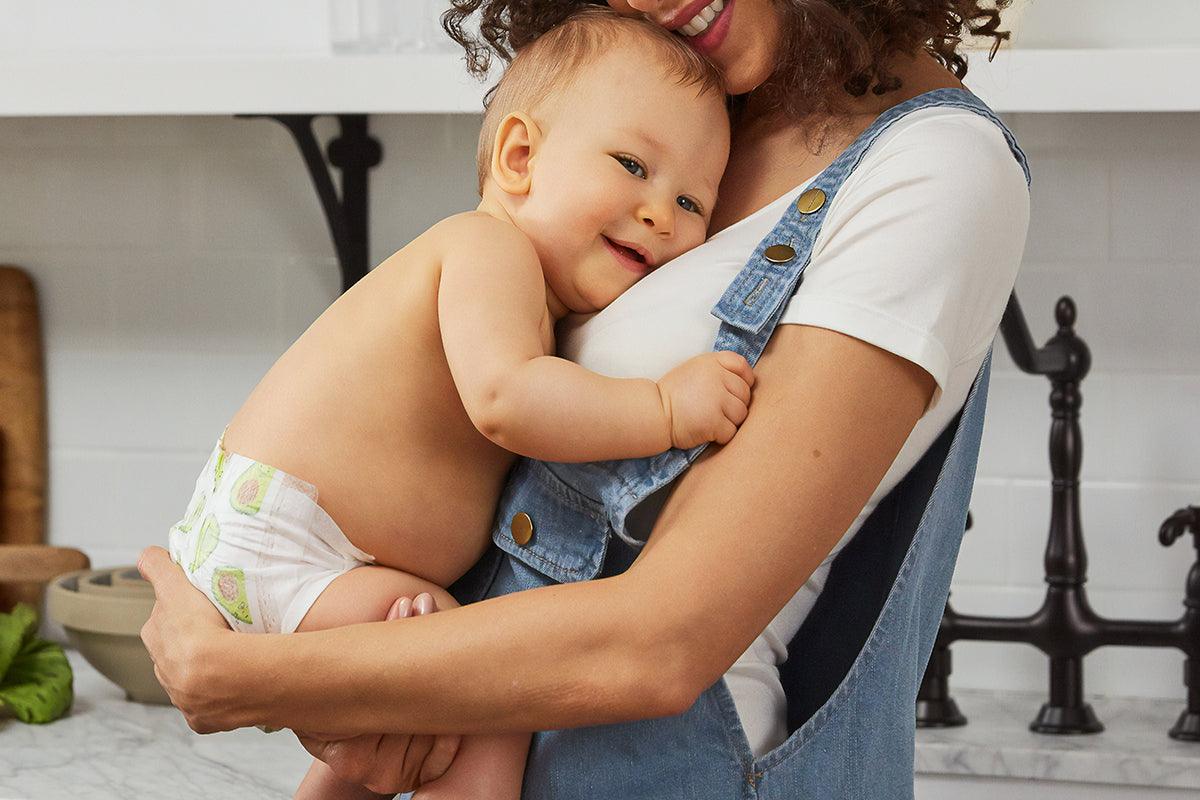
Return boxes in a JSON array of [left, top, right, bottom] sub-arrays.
[[557, 106, 1030, 757]]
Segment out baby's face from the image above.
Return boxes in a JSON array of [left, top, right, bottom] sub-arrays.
[[515, 47, 729, 314]]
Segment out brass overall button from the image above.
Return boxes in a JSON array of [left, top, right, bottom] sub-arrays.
[[510, 512, 534, 546], [796, 187, 826, 214], [763, 244, 796, 264]]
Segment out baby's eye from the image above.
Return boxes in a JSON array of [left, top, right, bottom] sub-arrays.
[[677, 195, 703, 215], [613, 154, 647, 179]]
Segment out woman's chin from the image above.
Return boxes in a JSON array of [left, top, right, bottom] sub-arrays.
[[723, 75, 768, 99]]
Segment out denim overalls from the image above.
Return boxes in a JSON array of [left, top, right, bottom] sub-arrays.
[[448, 88, 1031, 799]]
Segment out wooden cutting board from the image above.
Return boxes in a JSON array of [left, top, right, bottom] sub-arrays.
[[0, 266, 48, 612]]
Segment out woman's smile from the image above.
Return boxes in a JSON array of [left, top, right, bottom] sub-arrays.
[[672, 0, 733, 55], [623, 0, 776, 94]]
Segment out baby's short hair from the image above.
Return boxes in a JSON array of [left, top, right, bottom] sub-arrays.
[[475, 6, 725, 194]]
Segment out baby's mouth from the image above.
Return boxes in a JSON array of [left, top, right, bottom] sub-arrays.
[[602, 236, 648, 265]]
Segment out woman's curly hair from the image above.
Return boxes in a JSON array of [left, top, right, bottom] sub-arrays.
[[442, 0, 1012, 120]]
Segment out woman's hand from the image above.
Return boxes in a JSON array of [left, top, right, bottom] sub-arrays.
[[137, 545, 244, 733], [295, 726, 460, 794], [294, 594, 462, 794]]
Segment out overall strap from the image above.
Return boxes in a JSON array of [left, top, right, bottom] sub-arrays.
[[710, 87, 1029, 356]]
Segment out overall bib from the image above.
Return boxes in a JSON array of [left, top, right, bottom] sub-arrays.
[[449, 88, 1031, 799]]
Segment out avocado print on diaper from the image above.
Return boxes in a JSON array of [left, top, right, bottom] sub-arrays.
[[231, 463, 276, 514], [213, 448, 228, 492], [188, 514, 220, 573], [212, 567, 253, 625], [176, 491, 206, 535]]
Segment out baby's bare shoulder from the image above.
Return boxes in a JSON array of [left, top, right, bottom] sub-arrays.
[[430, 212, 540, 269]]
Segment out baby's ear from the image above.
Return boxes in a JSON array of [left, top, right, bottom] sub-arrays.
[[490, 112, 540, 196]]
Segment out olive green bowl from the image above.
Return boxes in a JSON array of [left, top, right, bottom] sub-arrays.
[[46, 567, 171, 705]]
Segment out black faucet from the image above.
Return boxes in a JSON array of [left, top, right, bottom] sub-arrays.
[[917, 295, 1200, 740]]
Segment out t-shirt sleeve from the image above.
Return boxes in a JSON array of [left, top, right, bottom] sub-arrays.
[[777, 112, 1030, 415]]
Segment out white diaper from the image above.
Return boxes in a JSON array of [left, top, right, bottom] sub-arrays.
[[167, 433, 376, 635]]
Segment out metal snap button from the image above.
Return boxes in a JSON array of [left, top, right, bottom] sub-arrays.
[[796, 187, 826, 215], [763, 244, 796, 264], [510, 512, 534, 546]]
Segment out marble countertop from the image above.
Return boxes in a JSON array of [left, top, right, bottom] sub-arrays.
[[915, 689, 1200, 791], [4, 650, 1200, 798], [0, 650, 312, 799]]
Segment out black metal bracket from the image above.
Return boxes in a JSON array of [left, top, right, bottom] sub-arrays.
[[238, 114, 382, 293]]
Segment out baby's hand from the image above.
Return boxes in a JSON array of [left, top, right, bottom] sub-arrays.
[[657, 351, 755, 450]]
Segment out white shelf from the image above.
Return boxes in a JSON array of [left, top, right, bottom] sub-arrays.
[[2, 48, 1199, 117], [965, 48, 1200, 113], [0, 52, 494, 116]]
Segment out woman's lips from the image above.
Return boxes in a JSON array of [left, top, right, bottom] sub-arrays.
[[665, 0, 719, 31], [682, 0, 734, 56], [602, 236, 649, 275]]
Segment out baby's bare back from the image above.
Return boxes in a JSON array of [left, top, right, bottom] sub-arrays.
[[221, 217, 529, 587]]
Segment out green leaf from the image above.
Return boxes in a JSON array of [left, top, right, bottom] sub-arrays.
[[0, 603, 74, 724], [0, 602, 36, 678]]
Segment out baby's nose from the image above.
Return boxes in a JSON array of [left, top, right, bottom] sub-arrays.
[[638, 201, 674, 235]]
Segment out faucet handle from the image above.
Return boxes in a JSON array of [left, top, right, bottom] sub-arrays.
[[1159, 505, 1200, 548]]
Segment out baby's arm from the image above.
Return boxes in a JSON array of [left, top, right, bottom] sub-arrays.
[[437, 213, 753, 462]]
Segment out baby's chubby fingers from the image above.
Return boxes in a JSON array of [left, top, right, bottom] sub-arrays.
[[722, 393, 749, 427], [714, 350, 755, 387], [723, 370, 752, 406], [713, 418, 739, 445]]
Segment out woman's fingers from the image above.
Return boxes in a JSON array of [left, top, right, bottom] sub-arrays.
[[379, 733, 434, 793], [407, 592, 463, 788], [420, 734, 462, 785], [390, 595, 413, 620], [359, 732, 413, 793], [414, 592, 435, 615], [137, 545, 182, 598], [138, 545, 228, 635], [136, 545, 239, 733], [299, 591, 457, 794], [300, 732, 390, 787]]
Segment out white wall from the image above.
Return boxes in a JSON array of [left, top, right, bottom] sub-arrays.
[[1, 109, 1198, 703]]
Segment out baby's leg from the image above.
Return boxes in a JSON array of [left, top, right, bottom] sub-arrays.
[[290, 566, 528, 800]]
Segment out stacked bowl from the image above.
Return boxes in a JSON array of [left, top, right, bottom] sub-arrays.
[[46, 566, 170, 705]]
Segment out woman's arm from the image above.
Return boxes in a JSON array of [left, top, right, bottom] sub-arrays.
[[139, 322, 933, 736]]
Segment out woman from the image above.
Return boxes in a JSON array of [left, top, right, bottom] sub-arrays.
[[137, 0, 1029, 796]]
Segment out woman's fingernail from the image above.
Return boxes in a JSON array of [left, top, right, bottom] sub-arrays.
[[396, 597, 413, 618], [414, 594, 434, 615], [385, 597, 402, 620]]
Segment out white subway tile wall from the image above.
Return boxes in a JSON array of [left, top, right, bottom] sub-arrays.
[[1, 112, 1197, 699]]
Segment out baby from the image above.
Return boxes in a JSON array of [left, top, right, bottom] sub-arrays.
[[166, 8, 743, 800]]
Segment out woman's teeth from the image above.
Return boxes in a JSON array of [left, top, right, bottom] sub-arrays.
[[678, 0, 725, 37]]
